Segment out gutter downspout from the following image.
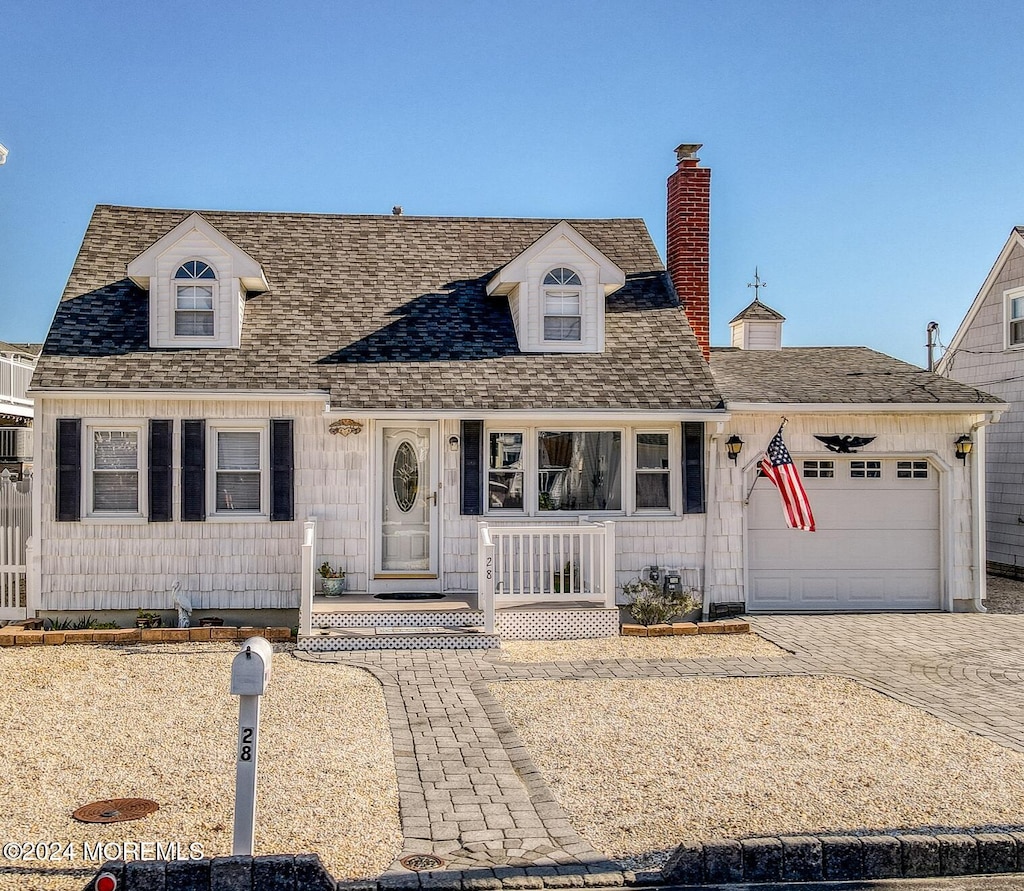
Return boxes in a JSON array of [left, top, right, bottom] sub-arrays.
[[701, 430, 720, 621], [969, 417, 993, 613]]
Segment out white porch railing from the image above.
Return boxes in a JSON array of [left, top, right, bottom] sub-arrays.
[[0, 356, 34, 409], [298, 517, 317, 637], [478, 520, 616, 633]]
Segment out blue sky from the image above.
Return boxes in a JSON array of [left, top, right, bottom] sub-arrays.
[[1, 1, 1022, 365]]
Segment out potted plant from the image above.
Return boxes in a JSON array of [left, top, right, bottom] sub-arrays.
[[135, 610, 162, 629], [318, 561, 347, 596]]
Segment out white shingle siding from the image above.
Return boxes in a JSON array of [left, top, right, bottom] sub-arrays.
[[942, 241, 1024, 570]]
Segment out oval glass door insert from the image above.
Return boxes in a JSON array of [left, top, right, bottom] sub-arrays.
[[393, 441, 419, 512]]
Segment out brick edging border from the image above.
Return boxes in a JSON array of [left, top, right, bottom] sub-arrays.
[[662, 829, 1024, 884], [0, 625, 293, 647]]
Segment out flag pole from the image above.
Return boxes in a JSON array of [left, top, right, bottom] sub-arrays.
[[745, 418, 790, 505]]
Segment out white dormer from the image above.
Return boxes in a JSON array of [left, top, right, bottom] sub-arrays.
[[127, 212, 268, 349], [729, 298, 785, 350], [486, 221, 625, 353]]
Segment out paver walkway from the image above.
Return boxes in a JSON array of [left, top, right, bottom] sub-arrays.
[[297, 613, 1024, 885]]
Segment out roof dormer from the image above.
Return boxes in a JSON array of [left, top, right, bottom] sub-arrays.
[[729, 298, 785, 350], [127, 212, 268, 349], [486, 221, 625, 353]]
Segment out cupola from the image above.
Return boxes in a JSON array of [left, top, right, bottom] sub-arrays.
[[729, 298, 785, 350]]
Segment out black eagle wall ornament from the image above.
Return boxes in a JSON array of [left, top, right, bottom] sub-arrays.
[[814, 434, 876, 454]]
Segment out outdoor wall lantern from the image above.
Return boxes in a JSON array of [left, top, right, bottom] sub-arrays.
[[725, 435, 744, 462], [955, 434, 973, 461], [448, 435, 460, 451]]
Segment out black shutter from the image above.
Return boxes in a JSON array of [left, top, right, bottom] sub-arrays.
[[181, 419, 206, 521], [56, 418, 81, 522], [682, 421, 705, 514], [270, 419, 295, 522], [460, 420, 484, 515], [148, 420, 173, 522]]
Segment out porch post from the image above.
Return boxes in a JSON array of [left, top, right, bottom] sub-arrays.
[[478, 522, 495, 634], [603, 520, 616, 608], [299, 518, 317, 637]]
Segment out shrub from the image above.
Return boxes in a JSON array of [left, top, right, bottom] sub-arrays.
[[623, 577, 701, 626]]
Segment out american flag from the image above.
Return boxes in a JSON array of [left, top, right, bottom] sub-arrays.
[[760, 426, 816, 532]]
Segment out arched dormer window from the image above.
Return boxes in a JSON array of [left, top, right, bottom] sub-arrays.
[[542, 267, 582, 342], [174, 260, 216, 337]]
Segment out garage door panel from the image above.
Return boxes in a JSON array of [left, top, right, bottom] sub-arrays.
[[747, 459, 941, 612], [750, 528, 938, 571], [749, 570, 941, 611], [751, 488, 937, 531]]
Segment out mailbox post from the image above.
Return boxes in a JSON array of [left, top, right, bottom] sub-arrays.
[[230, 636, 273, 856]]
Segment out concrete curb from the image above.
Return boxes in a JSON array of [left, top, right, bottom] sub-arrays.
[[81, 830, 1024, 889], [662, 830, 1024, 885]]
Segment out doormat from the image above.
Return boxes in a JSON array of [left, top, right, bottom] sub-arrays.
[[373, 593, 446, 601]]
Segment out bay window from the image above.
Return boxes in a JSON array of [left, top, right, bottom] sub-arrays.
[[486, 427, 681, 514]]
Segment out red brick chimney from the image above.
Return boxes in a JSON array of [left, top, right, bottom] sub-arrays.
[[666, 143, 711, 360]]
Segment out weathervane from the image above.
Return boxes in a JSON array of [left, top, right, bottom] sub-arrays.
[[747, 267, 767, 301]]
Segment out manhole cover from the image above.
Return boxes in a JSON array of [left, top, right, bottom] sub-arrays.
[[73, 798, 159, 824], [400, 854, 445, 871]]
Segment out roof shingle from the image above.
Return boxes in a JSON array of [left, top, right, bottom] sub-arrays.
[[36, 206, 723, 411], [710, 346, 1002, 405]]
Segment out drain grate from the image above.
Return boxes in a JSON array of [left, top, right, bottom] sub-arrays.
[[73, 798, 159, 824], [400, 854, 445, 871]]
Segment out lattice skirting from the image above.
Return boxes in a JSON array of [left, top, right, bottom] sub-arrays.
[[313, 611, 484, 628], [297, 633, 501, 651], [495, 608, 619, 640]]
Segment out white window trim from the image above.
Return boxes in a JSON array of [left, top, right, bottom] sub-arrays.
[[1005, 286, 1024, 350], [82, 420, 148, 523], [206, 420, 270, 521], [540, 267, 586, 348], [483, 424, 680, 517], [172, 258, 219, 343], [632, 428, 677, 515]]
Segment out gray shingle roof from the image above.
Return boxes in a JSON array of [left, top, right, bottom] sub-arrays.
[[710, 346, 1003, 405], [35, 206, 723, 411], [728, 299, 785, 324]]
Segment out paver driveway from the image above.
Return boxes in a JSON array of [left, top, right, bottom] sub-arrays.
[[299, 612, 1024, 883]]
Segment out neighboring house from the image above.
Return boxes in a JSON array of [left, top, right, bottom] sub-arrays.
[[937, 227, 1024, 579], [28, 145, 1002, 643], [0, 341, 39, 478]]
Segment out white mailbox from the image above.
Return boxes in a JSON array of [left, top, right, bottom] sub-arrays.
[[230, 637, 273, 695], [230, 636, 273, 856]]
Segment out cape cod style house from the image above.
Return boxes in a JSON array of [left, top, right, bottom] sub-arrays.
[[937, 227, 1024, 579], [27, 145, 1003, 646]]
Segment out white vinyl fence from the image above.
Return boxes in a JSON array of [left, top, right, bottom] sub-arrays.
[[0, 470, 30, 621]]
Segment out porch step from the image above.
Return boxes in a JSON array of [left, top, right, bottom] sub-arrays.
[[297, 625, 500, 652]]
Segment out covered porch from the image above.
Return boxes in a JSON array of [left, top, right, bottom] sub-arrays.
[[297, 519, 621, 651]]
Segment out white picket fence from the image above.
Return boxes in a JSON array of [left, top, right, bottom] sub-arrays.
[[0, 470, 30, 621]]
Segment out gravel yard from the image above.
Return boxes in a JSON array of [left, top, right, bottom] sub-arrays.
[[499, 632, 787, 663], [984, 574, 1024, 613], [0, 644, 400, 891], [490, 674, 1024, 869]]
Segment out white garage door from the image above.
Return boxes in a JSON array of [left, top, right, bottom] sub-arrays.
[[747, 458, 941, 611]]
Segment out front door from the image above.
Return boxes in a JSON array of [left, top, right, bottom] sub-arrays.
[[374, 423, 439, 588]]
